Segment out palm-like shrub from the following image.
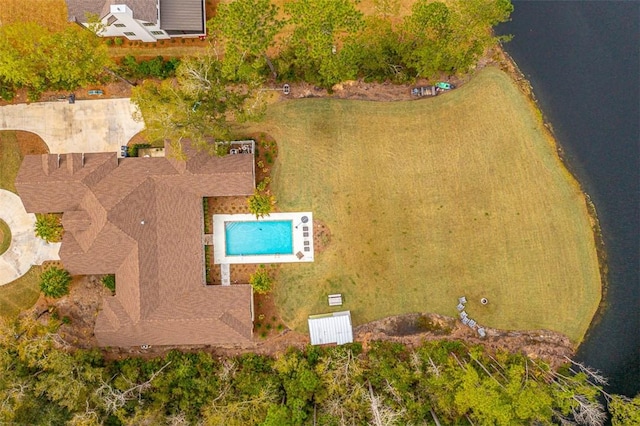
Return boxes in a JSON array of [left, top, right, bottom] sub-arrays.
[[39, 267, 71, 298], [247, 191, 276, 219], [249, 267, 273, 294], [35, 214, 63, 242]]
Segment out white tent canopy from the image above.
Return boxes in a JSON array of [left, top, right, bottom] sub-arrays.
[[308, 311, 354, 345]]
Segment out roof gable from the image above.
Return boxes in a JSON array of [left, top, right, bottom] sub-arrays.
[[16, 141, 255, 347]]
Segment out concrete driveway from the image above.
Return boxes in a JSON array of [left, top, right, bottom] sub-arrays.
[[0, 98, 145, 154], [0, 190, 60, 286]]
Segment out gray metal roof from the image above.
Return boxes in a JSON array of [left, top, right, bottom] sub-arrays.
[[159, 0, 204, 32], [308, 311, 354, 346], [65, 0, 158, 24]]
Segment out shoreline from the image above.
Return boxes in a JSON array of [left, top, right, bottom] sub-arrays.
[[493, 45, 609, 348]]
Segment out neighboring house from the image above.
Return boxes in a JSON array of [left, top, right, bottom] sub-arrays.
[[15, 141, 255, 347], [65, 0, 206, 42]]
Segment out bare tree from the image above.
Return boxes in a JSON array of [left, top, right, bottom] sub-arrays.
[[571, 395, 607, 426], [95, 361, 171, 413]]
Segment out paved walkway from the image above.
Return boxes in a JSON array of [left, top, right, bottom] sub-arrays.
[[0, 98, 144, 154], [0, 190, 61, 286]]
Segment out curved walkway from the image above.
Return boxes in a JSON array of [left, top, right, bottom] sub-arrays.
[[0, 190, 60, 286], [0, 98, 144, 154]]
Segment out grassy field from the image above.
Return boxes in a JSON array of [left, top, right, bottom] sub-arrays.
[[249, 67, 601, 343], [0, 131, 48, 317]]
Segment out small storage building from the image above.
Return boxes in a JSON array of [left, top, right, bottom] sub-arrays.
[[308, 311, 354, 346]]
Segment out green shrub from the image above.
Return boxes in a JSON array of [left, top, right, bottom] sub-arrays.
[[256, 177, 271, 192], [127, 143, 151, 157], [0, 80, 16, 101], [101, 274, 116, 293], [119, 56, 180, 80], [114, 37, 123, 46], [249, 267, 273, 294], [40, 267, 71, 298], [247, 191, 275, 219], [35, 214, 64, 243]]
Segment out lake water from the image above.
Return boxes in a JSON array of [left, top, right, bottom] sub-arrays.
[[496, 1, 639, 396]]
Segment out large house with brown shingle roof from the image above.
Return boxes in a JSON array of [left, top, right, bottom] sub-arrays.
[[66, 0, 206, 42], [15, 142, 255, 347]]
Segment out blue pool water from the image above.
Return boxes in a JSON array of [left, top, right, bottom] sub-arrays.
[[225, 220, 293, 256]]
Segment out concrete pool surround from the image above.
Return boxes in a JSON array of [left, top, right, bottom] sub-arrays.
[[213, 212, 314, 264]]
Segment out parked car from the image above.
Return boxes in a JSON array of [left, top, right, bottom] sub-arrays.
[[88, 89, 104, 96], [435, 82, 455, 91], [411, 86, 438, 97]]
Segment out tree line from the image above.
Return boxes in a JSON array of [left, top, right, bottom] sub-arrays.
[[130, 0, 514, 155], [211, 0, 514, 88], [0, 0, 514, 146], [0, 23, 111, 101], [1, 314, 638, 425]]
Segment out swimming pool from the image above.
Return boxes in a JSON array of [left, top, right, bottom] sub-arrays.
[[225, 220, 293, 256], [213, 213, 314, 264]]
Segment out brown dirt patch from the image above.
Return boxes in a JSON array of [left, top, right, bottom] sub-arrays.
[[31, 274, 110, 349], [15, 131, 49, 155], [355, 313, 575, 370]]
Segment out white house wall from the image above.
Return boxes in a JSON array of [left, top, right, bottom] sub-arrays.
[[90, 4, 168, 42]]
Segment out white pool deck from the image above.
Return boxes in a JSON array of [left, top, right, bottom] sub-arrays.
[[213, 212, 314, 265]]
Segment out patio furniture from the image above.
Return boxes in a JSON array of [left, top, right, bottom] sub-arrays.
[[459, 296, 467, 304], [456, 303, 465, 311], [459, 311, 468, 319], [230, 149, 239, 155], [328, 294, 343, 306], [478, 328, 486, 338]]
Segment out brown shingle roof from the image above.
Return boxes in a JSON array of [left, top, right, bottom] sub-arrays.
[[16, 141, 255, 347]]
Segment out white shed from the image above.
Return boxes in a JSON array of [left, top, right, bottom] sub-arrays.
[[308, 311, 354, 346]]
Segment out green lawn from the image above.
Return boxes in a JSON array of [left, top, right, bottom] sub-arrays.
[[248, 67, 601, 344], [0, 266, 41, 319], [0, 131, 45, 317]]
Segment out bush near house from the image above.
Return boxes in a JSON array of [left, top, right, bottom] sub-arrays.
[[247, 191, 275, 219], [127, 143, 151, 157], [34, 213, 63, 243], [101, 274, 115, 293], [39, 267, 71, 298], [119, 55, 180, 80], [250, 266, 273, 294]]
